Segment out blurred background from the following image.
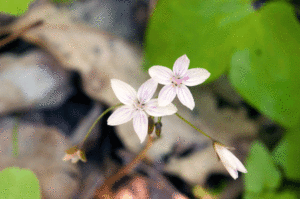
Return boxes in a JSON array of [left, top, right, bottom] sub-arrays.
[[0, 0, 300, 198]]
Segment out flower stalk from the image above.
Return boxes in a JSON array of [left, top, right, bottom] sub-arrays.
[[80, 103, 123, 147], [175, 112, 214, 140], [63, 103, 122, 163]]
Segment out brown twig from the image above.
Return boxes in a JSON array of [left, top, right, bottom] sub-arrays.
[[94, 136, 154, 199], [0, 20, 43, 48]]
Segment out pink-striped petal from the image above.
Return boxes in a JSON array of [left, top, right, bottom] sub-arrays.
[[148, 66, 173, 85], [176, 85, 195, 110], [107, 105, 135, 126], [184, 68, 210, 86], [137, 78, 158, 104], [173, 54, 190, 77], [144, 99, 177, 117], [158, 84, 177, 107], [132, 110, 148, 143], [111, 79, 137, 105]]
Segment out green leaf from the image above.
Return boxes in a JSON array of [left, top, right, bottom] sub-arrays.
[[244, 190, 298, 199], [0, 0, 34, 16], [245, 141, 281, 193], [229, 2, 300, 128], [273, 127, 300, 180], [144, 0, 254, 82], [0, 167, 41, 198]]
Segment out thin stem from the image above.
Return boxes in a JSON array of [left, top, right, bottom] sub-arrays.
[[94, 136, 154, 198], [0, 20, 43, 48], [80, 103, 123, 147], [175, 112, 214, 140], [12, 115, 21, 158]]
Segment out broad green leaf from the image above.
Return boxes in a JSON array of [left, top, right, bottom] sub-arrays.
[[273, 127, 300, 180], [244, 190, 298, 199], [0, 167, 41, 198], [144, 0, 253, 82], [229, 2, 300, 128], [0, 0, 34, 16], [245, 141, 281, 193]]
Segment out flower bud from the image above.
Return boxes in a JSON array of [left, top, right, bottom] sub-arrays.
[[63, 146, 87, 163], [213, 142, 247, 179]]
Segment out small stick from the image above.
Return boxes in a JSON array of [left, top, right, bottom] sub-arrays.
[[0, 20, 43, 48], [94, 136, 154, 199]]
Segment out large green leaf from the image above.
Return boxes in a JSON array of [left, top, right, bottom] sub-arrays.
[[0, 0, 34, 16], [244, 190, 298, 199], [273, 127, 300, 180], [0, 167, 41, 198], [245, 141, 281, 194], [144, 0, 253, 82], [229, 2, 300, 128]]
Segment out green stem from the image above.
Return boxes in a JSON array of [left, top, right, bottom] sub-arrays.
[[80, 103, 123, 146], [175, 112, 214, 140], [12, 116, 21, 158], [157, 117, 162, 123]]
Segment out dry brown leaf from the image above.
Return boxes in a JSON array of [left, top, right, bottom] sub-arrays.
[[0, 49, 72, 115], [7, 2, 147, 106]]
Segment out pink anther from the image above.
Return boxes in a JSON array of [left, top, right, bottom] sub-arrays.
[[172, 76, 189, 85]]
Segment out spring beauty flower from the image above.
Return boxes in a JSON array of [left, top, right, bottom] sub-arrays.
[[107, 78, 177, 143], [149, 54, 210, 110], [213, 142, 247, 180], [63, 146, 87, 164]]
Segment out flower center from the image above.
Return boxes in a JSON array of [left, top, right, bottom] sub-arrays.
[[171, 76, 189, 86], [134, 101, 145, 110]]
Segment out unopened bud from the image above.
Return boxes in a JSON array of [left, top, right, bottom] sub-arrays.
[[155, 122, 162, 137], [148, 117, 155, 134], [63, 146, 87, 163]]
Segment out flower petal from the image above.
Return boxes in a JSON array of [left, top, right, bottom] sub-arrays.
[[137, 78, 158, 104], [149, 66, 173, 85], [214, 144, 236, 168], [214, 143, 247, 179], [158, 84, 177, 106], [71, 156, 80, 164], [107, 105, 135, 126], [144, 99, 177, 117], [173, 54, 190, 77], [227, 152, 247, 173], [132, 110, 148, 143], [63, 154, 72, 161], [176, 85, 195, 110], [224, 164, 239, 180], [184, 68, 211, 86], [111, 79, 137, 105]]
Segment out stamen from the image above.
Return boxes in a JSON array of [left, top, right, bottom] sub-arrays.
[[172, 76, 189, 85]]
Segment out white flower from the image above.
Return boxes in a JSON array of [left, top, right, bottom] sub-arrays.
[[213, 142, 247, 180], [107, 78, 177, 143], [149, 54, 210, 110], [63, 148, 87, 164]]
